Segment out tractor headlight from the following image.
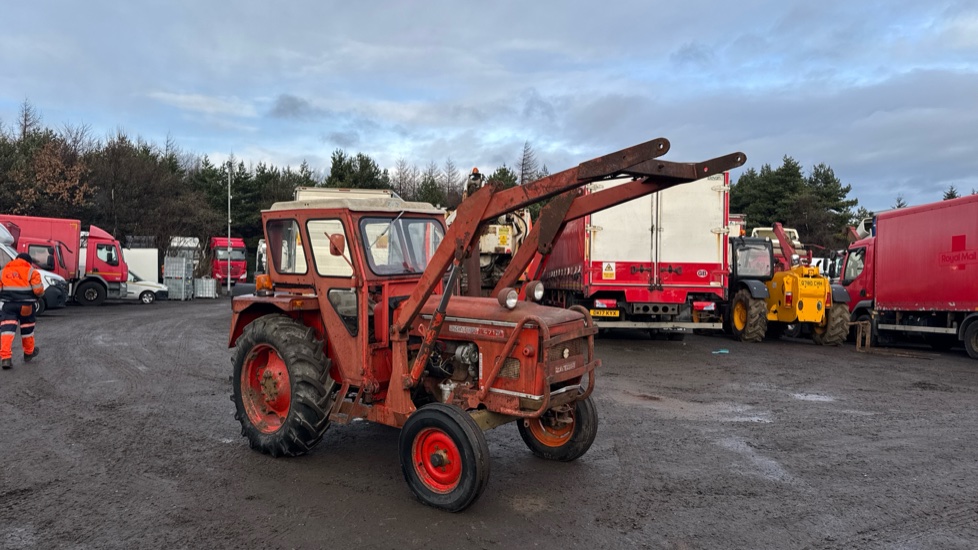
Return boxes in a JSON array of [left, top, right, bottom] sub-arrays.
[[525, 280, 545, 302], [497, 287, 519, 310]]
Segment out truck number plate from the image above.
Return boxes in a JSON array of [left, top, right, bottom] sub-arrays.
[[590, 309, 619, 318]]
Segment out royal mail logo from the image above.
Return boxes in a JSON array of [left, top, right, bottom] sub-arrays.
[[940, 249, 978, 265], [940, 235, 977, 267]]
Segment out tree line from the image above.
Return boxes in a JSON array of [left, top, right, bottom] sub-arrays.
[[0, 102, 548, 267], [6, 101, 969, 263]]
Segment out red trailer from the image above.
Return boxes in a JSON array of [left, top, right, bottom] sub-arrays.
[[841, 194, 978, 358], [0, 215, 129, 306], [535, 173, 732, 337]]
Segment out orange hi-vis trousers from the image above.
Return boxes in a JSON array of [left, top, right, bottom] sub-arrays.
[[0, 302, 36, 360]]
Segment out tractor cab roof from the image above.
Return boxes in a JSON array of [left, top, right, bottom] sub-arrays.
[[267, 197, 444, 216]]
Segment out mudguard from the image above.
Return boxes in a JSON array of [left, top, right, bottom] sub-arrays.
[[739, 280, 770, 300], [830, 284, 850, 305]]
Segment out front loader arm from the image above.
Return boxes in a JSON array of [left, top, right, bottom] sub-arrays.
[[491, 152, 748, 294], [392, 139, 746, 334]]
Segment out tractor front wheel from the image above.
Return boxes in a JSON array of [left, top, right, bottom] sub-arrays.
[[399, 403, 490, 512], [232, 315, 335, 457], [730, 289, 767, 342], [813, 305, 849, 346], [518, 395, 598, 462]]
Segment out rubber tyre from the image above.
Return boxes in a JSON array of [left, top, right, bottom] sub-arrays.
[[730, 289, 767, 342], [35, 298, 46, 316], [399, 403, 490, 512], [813, 305, 849, 346], [964, 322, 978, 360], [140, 291, 156, 304], [232, 315, 335, 457], [518, 396, 598, 462], [75, 281, 106, 306]]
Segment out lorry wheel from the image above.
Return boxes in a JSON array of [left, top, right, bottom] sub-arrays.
[[140, 291, 156, 304], [399, 403, 490, 512], [730, 289, 767, 342], [965, 323, 978, 360], [232, 315, 335, 458], [75, 281, 106, 306], [518, 395, 598, 462], [813, 305, 849, 346]]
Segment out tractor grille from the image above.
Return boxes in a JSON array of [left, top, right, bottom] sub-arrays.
[[548, 338, 588, 362], [499, 357, 521, 379]]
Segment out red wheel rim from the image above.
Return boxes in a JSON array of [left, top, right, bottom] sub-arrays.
[[412, 427, 462, 493], [528, 411, 575, 448], [241, 344, 292, 434]]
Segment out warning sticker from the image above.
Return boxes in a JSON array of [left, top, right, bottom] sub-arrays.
[[602, 262, 616, 280]]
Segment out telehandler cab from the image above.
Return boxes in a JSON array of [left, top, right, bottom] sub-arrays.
[[228, 138, 746, 511]]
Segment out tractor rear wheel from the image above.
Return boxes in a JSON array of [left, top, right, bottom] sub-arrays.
[[730, 289, 767, 342], [232, 314, 335, 457], [399, 403, 490, 512], [518, 395, 598, 462], [813, 305, 849, 346]]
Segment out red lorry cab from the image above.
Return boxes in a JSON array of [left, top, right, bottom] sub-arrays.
[[210, 237, 247, 285], [0, 215, 128, 306]]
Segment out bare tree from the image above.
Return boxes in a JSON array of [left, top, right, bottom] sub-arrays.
[[17, 99, 41, 140], [515, 140, 539, 185], [441, 158, 463, 208]]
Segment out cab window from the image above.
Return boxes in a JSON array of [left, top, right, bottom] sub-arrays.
[[265, 219, 307, 275], [307, 219, 354, 278], [843, 248, 865, 283], [97, 244, 119, 266]]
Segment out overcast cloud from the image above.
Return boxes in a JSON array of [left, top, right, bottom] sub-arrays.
[[2, 0, 976, 211]]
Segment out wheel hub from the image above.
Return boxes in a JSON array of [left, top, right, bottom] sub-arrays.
[[241, 345, 292, 434]]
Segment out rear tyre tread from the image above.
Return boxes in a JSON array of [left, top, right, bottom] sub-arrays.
[[813, 305, 849, 346], [232, 314, 336, 458], [731, 289, 767, 343]]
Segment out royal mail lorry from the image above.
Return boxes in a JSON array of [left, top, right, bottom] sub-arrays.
[[0, 215, 128, 306], [209, 237, 247, 285], [540, 173, 731, 337], [841, 194, 978, 358]]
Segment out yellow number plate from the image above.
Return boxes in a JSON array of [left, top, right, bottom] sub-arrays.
[[589, 309, 620, 318]]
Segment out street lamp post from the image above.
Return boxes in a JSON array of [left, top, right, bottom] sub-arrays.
[[227, 162, 232, 296]]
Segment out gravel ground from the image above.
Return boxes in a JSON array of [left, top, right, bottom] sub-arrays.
[[1, 296, 976, 550]]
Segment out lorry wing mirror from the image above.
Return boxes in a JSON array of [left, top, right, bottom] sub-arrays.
[[328, 234, 346, 256]]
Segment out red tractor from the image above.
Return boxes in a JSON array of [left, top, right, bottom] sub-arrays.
[[228, 139, 745, 511]]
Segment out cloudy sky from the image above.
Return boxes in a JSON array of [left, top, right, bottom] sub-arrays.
[[2, 1, 976, 211]]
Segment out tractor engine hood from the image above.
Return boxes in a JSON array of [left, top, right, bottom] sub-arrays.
[[415, 295, 585, 329]]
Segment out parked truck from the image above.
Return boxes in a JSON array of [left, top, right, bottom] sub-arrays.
[[209, 237, 248, 286], [228, 138, 745, 510], [0, 215, 127, 306], [841, 194, 978, 358], [534, 172, 731, 338], [0, 223, 69, 314]]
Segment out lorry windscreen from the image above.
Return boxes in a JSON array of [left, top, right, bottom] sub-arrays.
[[216, 248, 247, 261], [360, 217, 444, 276]]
